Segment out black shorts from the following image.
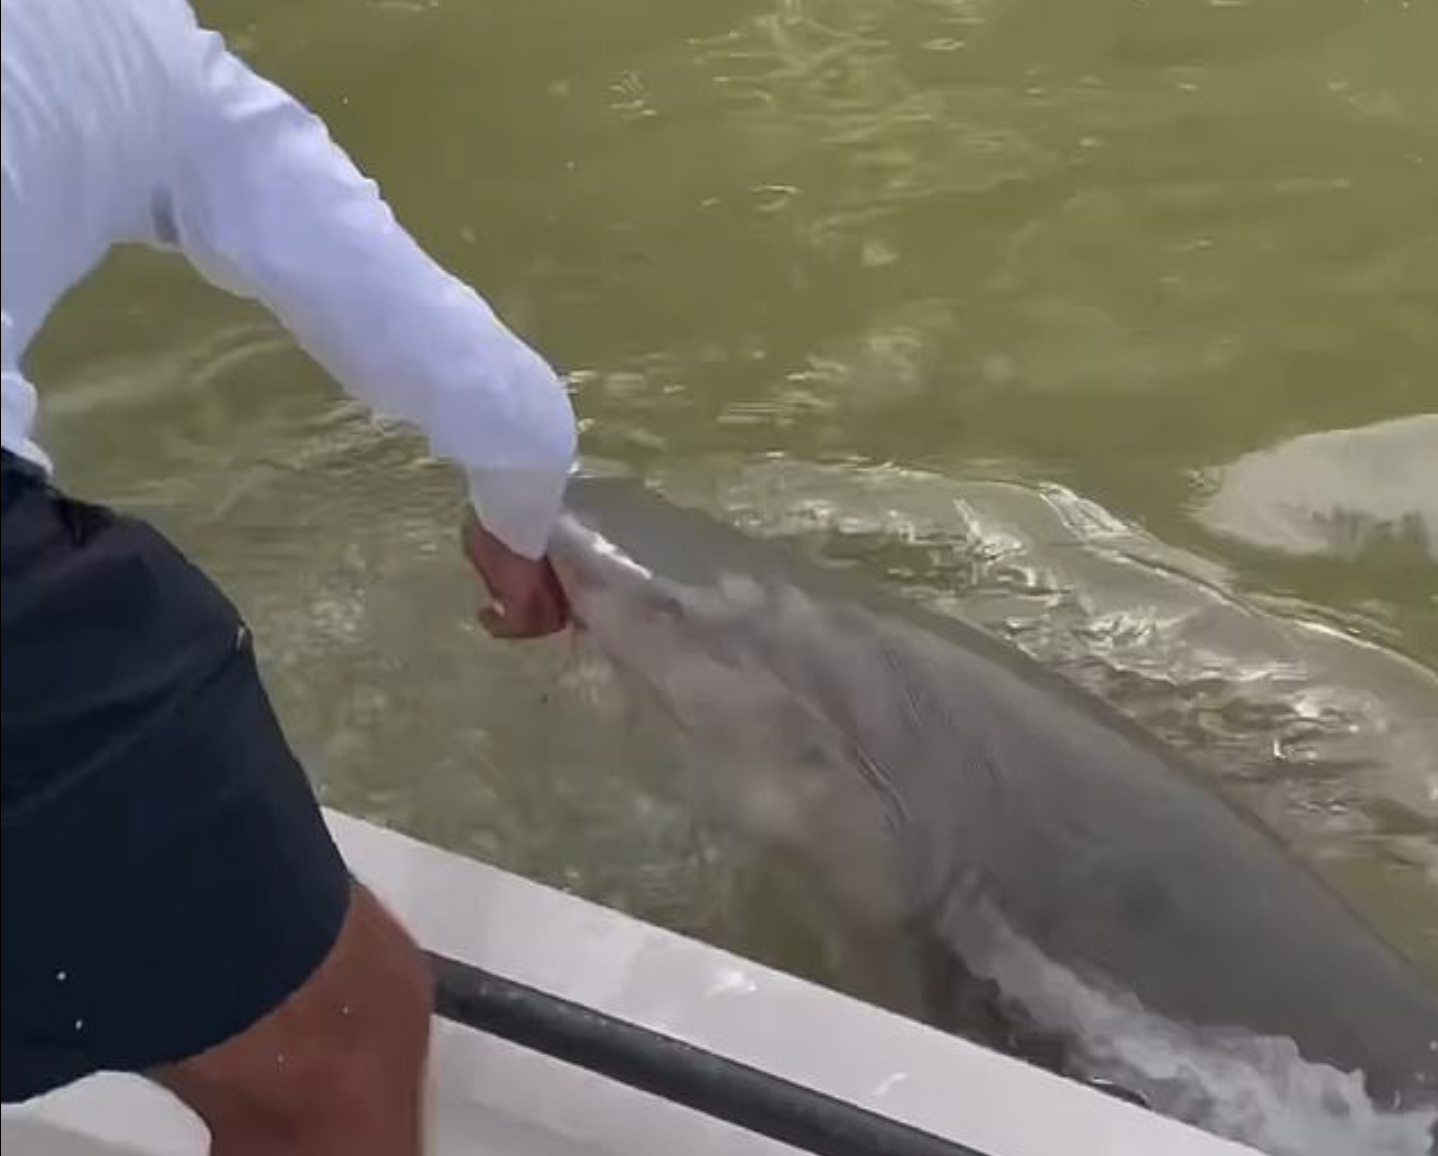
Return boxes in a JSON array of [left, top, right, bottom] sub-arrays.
[[0, 450, 351, 1102]]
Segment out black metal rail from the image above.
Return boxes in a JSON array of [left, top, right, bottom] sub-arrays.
[[427, 951, 982, 1156]]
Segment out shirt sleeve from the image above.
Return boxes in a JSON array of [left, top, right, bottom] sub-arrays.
[[155, 14, 576, 559]]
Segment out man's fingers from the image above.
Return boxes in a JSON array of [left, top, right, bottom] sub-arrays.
[[478, 604, 525, 640], [540, 564, 571, 629], [462, 513, 570, 639], [477, 595, 567, 640], [524, 596, 568, 638]]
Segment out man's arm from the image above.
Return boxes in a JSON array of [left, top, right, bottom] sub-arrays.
[[155, 11, 575, 563]]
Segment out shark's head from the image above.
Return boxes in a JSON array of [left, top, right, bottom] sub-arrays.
[[548, 506, 953, 931], [549, 510, 826, 756]]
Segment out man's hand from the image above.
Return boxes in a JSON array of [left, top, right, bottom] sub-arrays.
[[461, 511, 570, 639]]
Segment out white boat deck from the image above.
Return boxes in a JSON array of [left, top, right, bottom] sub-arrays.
[[3, 810, 1260, 1156]]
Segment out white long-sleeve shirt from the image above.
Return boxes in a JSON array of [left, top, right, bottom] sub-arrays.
[[1, 0, 576, 558]]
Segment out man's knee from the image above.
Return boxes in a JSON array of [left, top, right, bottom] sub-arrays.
[[156, 884, 432, 1154], [307, 882, 433, 1098]]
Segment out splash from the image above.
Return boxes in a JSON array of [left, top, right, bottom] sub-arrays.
[[976, 921, 1438, 1156]]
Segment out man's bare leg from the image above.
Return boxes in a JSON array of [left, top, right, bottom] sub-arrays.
[[154, 884, 432, 1156]]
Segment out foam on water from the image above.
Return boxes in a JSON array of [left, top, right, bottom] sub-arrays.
[[976, 921, 1438, 1156]]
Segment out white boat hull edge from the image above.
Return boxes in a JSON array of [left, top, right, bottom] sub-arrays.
[[1, 809, 1260, 1156]]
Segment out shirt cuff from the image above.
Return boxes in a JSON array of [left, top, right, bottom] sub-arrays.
[[466, 464, 572, 560]]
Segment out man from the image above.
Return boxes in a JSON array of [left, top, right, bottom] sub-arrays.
[[1, 0, 576, 1151]]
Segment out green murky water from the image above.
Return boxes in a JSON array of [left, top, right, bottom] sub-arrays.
[[27, 0, 1437, 997]]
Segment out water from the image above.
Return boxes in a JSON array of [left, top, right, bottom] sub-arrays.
[[983, 921, 1437, 1156], [551, 483, 1438, 1154], [21, 0, 1437, 1150]]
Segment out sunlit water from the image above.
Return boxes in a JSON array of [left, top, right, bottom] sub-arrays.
[[22, 0, 1437, 1151]]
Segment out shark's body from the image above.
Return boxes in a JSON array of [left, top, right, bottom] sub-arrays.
[[550, 476, 1438, 1115]]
